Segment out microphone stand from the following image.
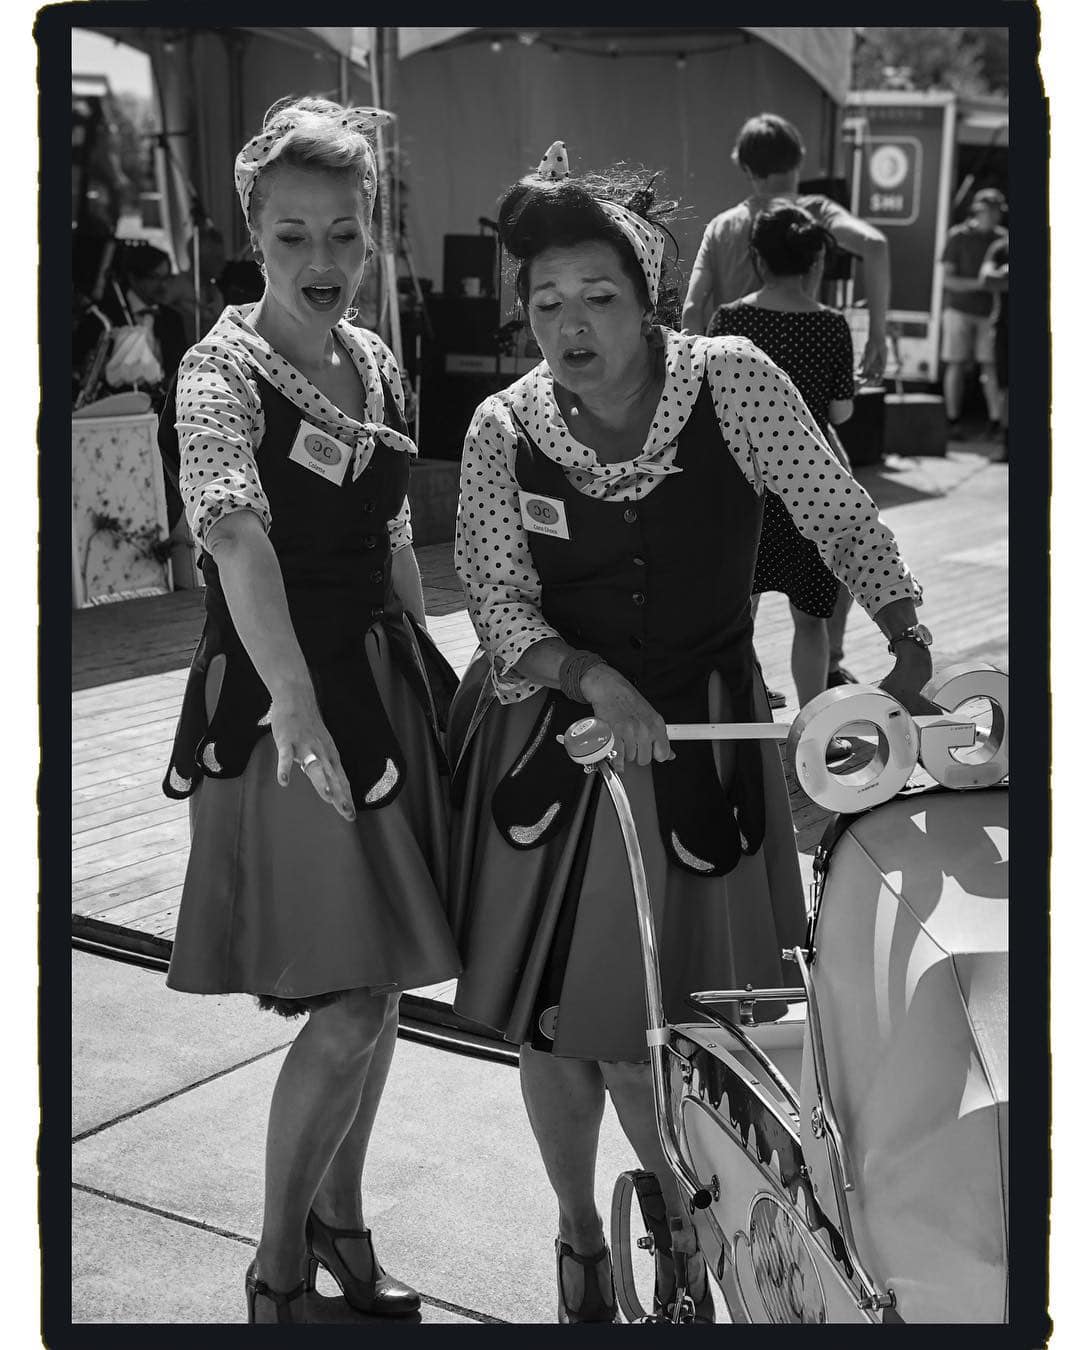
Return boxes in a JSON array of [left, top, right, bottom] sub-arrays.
[[143, 127, 214, 339], [478, 217, 504, 387]]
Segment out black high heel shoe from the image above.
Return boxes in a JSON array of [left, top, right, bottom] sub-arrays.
[[555, 1238, 616, 1324], [245, 1259, 310, 1323], [306, 1210, 420, 1316]]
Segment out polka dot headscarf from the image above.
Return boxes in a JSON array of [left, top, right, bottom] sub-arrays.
[[534, 140, 667, 307], [234, 105, 394, 226]]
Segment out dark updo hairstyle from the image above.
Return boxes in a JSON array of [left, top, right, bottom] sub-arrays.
[[497, 166, 682, 328], [749, 203, 834, 280]]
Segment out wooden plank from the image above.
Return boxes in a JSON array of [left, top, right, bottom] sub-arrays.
[[74, 745, 174, 790], [73, 819, 191, 883], [72, 672, 188, 715], [139, 906, 182, 938], [74, 802, 188, 850], [74, 785, 184, 827], [87, 886, 184, 928], [72, 717, 182, 764], [85, 885, 184, 925], [73, 696, 183, 738], [73, 763, 169, 804], [72, 850, 190, 908]]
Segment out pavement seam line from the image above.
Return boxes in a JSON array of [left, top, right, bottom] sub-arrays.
[[71, 1184, 503, 1324], [71, 1041, 294, 1143]]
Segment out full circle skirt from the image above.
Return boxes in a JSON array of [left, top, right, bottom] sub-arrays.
[[166, 624, 462, 1005], [448, 655, 807, 1062]]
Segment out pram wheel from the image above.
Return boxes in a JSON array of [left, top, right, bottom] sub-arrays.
[[610, 1170, 742, 1324]]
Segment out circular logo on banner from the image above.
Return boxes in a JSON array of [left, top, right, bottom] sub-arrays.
[[526, 498, 559, 526], [304, 433, 342, 467], [869, 144, 910, 190]]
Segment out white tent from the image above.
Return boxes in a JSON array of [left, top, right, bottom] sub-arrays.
[[87, 25, 851, 271], [377, 27, 854, 296]]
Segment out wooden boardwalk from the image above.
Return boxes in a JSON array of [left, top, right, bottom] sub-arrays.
[[72, 448, 1007, 947]]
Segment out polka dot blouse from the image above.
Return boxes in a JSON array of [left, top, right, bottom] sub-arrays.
[[175, 304, 413, 552], [455, 327, 921, 703]]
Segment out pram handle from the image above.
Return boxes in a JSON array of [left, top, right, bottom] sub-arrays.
[[668, 715, 952, 740]]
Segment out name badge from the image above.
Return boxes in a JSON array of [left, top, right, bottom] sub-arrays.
[[288, 420, 354, 486], [519, 490, 570, 539]]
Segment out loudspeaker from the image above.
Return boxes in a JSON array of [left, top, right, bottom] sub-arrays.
[[443, 234, 497, 298], [426, 295, 499, 355], [415, 297, 499, 460], [417, 368, 502, 460], [835, 386, 885, 467]]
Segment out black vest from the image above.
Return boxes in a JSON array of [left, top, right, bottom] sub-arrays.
[[512, 383, 762, 701], [161, 373, 454, 807], [485, 385, 769, 877]]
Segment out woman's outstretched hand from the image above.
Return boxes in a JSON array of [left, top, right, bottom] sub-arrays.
[[269, 683, 356, 821], [579, 664, 673, 773]]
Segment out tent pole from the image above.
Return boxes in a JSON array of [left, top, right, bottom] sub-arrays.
[[368, 26, 404, 368], [339, 53, 349, 103]]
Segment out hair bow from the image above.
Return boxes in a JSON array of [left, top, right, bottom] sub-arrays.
[[234, 106, 393, 226], [532, 140, 666, 307]]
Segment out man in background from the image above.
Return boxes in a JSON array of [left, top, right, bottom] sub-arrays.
[[979, 231, 1009, 459], [940, 188, 1007, 437], [683, 112, 891, 696], [681, 112, 891, 383]]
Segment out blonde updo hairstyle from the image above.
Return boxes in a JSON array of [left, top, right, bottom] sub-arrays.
[[246, 96, 380, 260]]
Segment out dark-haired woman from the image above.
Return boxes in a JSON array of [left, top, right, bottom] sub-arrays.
[[708, 203, 858, 707], [449, 143, 934, 1323]]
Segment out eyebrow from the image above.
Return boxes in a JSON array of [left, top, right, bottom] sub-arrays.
[[273, 217, 359, 225], [532, 274, 619, 292]]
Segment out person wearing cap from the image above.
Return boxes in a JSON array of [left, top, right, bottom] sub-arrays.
[[158, 96, 460, 1323], [449, 141, 936, 1324], [940, 188, 1008, 436]]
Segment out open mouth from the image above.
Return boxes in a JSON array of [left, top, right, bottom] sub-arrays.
[[561, 348, 597, 368], [301, 284, 342, 310]]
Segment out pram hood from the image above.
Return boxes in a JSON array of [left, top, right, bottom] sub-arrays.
[[799, 787, 1008, 1323]]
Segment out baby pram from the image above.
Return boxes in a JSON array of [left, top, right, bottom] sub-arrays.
[[560, 672, 1008, 1324]]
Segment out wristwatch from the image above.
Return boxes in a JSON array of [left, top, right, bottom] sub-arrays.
[[887, 623, 933, 655]]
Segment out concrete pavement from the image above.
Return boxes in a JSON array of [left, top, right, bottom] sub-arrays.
[[72, 949, 664, 1325]]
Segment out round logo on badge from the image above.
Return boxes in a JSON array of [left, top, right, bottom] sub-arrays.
[[526, 498, 559, 525], [537, 1005, 559, 1041], [869, 144, 910, 189], [305, 433, 341, 467]]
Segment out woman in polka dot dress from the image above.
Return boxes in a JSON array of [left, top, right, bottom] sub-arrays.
[[157, 99, 460, 1322], [708, 202, 857, 706], [448, 144, 935, 1323]]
